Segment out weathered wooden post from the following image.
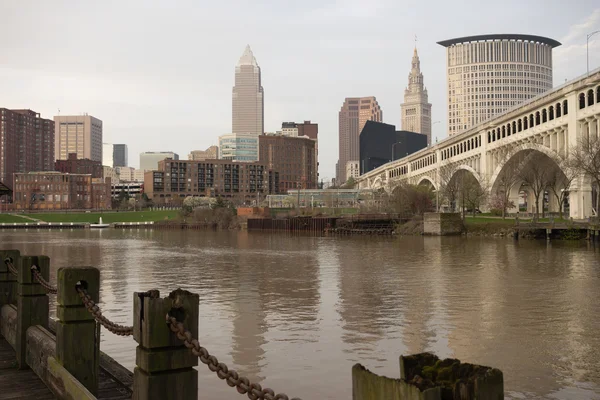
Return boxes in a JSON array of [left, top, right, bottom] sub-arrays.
[[16, 255, 50, 369], [133, 289, 199, 400], [0, 249, 19, 306], [56, 267, 100, 395]]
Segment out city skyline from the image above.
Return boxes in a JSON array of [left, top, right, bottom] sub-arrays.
[[0, 2, 598, 180]]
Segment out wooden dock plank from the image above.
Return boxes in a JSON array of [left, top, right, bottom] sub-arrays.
[[0, 335, 133, 400]]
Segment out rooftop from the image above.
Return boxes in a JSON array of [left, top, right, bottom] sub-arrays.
[[437, 34, 561, 48]]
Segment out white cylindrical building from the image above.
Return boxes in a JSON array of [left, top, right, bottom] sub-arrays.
[[438, 34, 561, 136]]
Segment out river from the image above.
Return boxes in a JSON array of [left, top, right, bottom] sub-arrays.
[[1, 229, 599, 399]]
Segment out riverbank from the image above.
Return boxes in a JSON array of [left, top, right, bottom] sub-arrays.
[[0, 210, 178, 224]]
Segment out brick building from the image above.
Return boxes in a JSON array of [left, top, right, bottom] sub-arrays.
[[259, 134, 317, 191], [55, 153, 103, 178], [144, 159, 279, 205], [12, 172, 111, 210], [0, 109, 54, 189]]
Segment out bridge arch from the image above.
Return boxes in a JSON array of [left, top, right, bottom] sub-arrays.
[[416, 176, 438, 190]]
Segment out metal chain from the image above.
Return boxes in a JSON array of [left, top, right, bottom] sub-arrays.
[[77, 285, 133, 336], [31, 266, 58, 294], [4, 259, 17, 276], [166, 315, 301, 400]]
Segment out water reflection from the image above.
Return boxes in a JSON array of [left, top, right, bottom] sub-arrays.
[[0, 229, 599, 399]]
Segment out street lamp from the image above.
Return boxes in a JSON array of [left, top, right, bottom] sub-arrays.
[[587, 30, 600, 75], [432, 121, 442, 144]]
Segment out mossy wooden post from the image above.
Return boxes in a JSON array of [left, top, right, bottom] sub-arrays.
[[0, 250, 19, 306], [56, 267, 100, 395], [16, 255, 50, 369], [133, 289, 199, 400]]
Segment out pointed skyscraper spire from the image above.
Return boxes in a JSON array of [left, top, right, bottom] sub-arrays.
[[400, 45, 432, 145], [237, 44, 258, 67]]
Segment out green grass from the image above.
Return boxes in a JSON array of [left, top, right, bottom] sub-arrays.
[[17, 210, 179, 224], [0, 214, 31, 223]]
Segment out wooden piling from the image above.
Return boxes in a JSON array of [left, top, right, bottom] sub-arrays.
[[0, 250, 19, 306], [133, 289, 199, 400], [16, 256, 49, 369], [56, 267, 100, 395]]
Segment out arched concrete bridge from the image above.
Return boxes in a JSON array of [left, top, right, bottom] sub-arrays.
[[357, 69, 600, 219]]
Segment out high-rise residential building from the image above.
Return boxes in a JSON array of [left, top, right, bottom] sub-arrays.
[[188, 146, 218, 161], [139, 152, 179, 171], [54, 115, 103, 162], [232, 45, 264, 136], [102, 143, 113, 166], [0, 109, 54, 189], [219, 133, 259, 162], [438, 34, 560, 136], [144, 159, 279, 205], [400, 48, 432, 145], [259, 133, 317, 192], [55, 153, 103, 178], [113, 144, 128, 167], [337, 97, 382, 183]]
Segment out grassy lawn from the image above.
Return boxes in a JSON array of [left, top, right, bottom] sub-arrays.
[[0, 214, 31, 223], [18, 210, 179, 224]]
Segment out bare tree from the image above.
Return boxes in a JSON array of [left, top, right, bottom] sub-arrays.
[[460, 173, 490, 217], [437, 162, 460, 212], [518, 152, 554, 220], [493, 147, 525, 219], [546, 157, 577, 219], [570, 134, 600, 216]]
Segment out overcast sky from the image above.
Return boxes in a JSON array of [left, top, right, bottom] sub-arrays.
[[1, 1, 599, 179]]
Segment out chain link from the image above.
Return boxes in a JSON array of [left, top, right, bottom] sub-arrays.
[[77, 286, 134, 336], [4, 259, 17, 276], [31, 265, 58, 294], [166, 315, 301, 400]]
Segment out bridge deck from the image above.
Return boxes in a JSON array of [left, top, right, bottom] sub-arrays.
[[0, 336, 132, 400]]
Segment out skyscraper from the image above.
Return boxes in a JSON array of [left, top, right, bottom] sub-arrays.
[[232, 45, 264, 136], [140, 151, 179, 171], [113, 144, 128, 167], [400, 48, 432, 145], [438, 34, 560, 136], [337, 97, 382, 183], [54, 115, 103, 161], [102, 143, 113, 167], [0, 108, 54, 189]]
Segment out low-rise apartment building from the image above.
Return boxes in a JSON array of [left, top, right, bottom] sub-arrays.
[[144, 159, 279, 205], [12, 172, 111, 210]]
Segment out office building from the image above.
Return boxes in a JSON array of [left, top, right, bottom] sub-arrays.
[[102, 143, 113, 166], [12, 172, 111, 210], [259, 134, 317, 191], [219, 133, 259, 162], [337, 97, 382, 183], [113, 144, 128, 167], [55, 153, 103, 178], [400, 48, 432, 145], [54, 115, 103, 161], [0, 109, 54, 189], [283, 121, 319, 181], [359, 121, 427, 174], [438, 34, 560, 136], [232, 45, 264, 135], [103, 166, 120, 184], [189, 146, 218, 161], [139, 151, 179, 171], [346, 161, 360, 181], [117, 166, 145, 182], [144, 159, 279, 205]]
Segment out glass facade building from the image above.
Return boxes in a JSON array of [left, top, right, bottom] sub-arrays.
[[219, 133, 259, 162]]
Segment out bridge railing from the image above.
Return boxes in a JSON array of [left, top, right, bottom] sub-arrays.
[[0, 249, 505, 400]]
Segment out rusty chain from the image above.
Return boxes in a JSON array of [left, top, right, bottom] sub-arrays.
[[166, 315, 301, 400], [77, 285, 134, 336], [4, 258, 17, 276], [31, 265, 58, 294]]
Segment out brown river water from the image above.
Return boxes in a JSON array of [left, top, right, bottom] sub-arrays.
[[1, 229, 599, 399]]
